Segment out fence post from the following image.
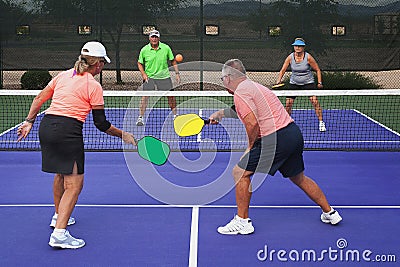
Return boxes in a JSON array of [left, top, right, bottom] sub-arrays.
[[0, 40, 3, 89], [200, 0, 204, 91]]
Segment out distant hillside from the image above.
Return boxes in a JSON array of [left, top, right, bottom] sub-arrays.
[[171, 1, 400, 17], [172, 1, 260, 17], [338, 1, 400, 16]]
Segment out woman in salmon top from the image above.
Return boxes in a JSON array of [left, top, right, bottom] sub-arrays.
[[17, 41, 136, 249]]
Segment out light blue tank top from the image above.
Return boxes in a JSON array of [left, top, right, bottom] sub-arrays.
[[289, 52, 314, 85]]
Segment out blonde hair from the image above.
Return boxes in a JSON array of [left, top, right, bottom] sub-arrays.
[[74, 55, 102, 74]]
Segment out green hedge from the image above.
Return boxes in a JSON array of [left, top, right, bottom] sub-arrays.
[[320, 71, 381, 89], [282, 71, 381, 89], [21, 70, 52, 90]]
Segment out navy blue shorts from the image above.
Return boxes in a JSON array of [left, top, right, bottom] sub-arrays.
[[237, 122, 305, 178]]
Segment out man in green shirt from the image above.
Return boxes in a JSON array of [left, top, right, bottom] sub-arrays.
[[136, 30, 181, 126]]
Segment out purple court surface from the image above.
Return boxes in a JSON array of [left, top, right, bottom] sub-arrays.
[[0, 151, 399, 266]]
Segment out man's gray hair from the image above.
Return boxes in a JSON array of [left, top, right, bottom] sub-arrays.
[[222, 59, 246, 79]]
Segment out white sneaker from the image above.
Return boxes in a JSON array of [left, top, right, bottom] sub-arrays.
[[136, 116, 144, 126], [321, 209, 342, 225], [217, 215, 254, 235], [50, 215, 76, 228], [49, 230, 85, 249], [319, 121, 327, 132]]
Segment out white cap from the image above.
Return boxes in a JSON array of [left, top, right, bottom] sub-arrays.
[[149, 30, 160, 37], [81, 41, 111, 63]]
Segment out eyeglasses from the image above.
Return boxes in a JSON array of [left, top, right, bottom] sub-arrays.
[[220, 74, 231, 81]]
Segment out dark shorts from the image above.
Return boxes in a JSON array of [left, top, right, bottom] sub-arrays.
[[39, 114, 84, 174], [237, 122, 305, 178], [287, 83, 316, 99], [143, 78, 173, 91]]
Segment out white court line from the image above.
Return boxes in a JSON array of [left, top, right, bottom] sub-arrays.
[[188, 206, 199, 267], [0, 204, 399, 209], [0, 111, 46, 136], [2, 203, 397, 267], [354, 108, 400, 137]]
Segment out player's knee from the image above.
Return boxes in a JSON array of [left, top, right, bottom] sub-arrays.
[[232, 165, 243, 181], [232, 165, 252, 183], [309, 97, 319, 105], [289, 171, 305, 185]]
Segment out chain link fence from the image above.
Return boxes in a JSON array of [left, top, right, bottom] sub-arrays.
[[1, 0, 399, 89]]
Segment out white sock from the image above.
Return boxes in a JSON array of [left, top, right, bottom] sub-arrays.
[[53, 228, 66, 239], [324, 208, 334, 215], [236, 215, 250, 223]]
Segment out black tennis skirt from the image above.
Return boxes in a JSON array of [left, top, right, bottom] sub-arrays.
[[39, 114, 85, 174]]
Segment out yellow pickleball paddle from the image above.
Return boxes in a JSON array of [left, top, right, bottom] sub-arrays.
[[173, 114, 210, 137]]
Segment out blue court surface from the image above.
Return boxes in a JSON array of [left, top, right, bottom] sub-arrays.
[[0, 150, 399, 267]]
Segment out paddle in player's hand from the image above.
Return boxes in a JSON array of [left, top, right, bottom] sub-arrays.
[[135, 136, 170, 165], [174, 114, 210, 137], [271, 83, 285, 89]]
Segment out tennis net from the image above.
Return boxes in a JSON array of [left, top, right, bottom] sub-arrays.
[[1, 89, 399, 151]]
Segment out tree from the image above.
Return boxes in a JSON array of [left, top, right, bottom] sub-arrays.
[[248, 0, 338, 54], [1, 0, 34, 88], [0, 0, 33, 41], [34, 0, 186, 83]]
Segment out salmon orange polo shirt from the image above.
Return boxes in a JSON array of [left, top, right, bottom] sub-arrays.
[[234, 79, 294, 138], [45, 69, 104, 122]]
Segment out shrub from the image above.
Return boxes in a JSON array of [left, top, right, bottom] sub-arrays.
[[21, 70, 52, 90], [282, 71, 381, 89], [320, 72, 381, 89]]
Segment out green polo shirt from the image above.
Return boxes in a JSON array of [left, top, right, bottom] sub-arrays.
[[138, 42, 174, 79]]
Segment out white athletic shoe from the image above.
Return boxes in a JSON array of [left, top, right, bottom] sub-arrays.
[[49, 230, 85, 249], [321, 209, 342, 225], [217, 215, 254, 235], [50, 215, 76, 228], [136, 116, 144, 126], [319, 121, 327, 132]]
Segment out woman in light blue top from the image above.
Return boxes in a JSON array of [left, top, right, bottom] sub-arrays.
[[277, 38, 326, 132]]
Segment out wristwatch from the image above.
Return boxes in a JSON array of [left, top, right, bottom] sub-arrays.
[[25, 117, 36, 123]]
